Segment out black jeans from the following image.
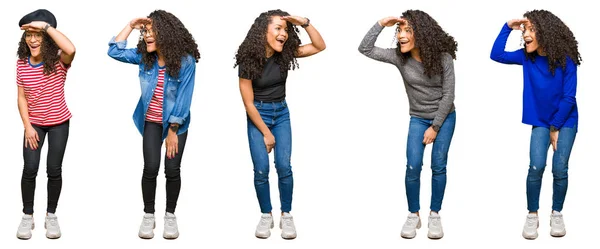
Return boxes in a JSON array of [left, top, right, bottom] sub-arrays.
[[142, 121, 188, 214], [21, 120, 69, 214]]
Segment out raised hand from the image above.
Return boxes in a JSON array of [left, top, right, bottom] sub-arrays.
[[130, 17, 152, 30], [281, 16, 308, 26], [507, 18, 528, 31], [20, 21, 48, 32], [378, 16, 403, 27]]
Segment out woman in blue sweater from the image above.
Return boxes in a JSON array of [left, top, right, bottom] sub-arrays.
[[490, 10, 581, 240]]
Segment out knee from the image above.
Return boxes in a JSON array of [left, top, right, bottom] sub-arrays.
[[164, 167, 181, 180], [406, 164, 422, 180], [22, 166, 39, 179], [143, 164, 160, 178], [528, 164, 545, 179], [552, 164, 569, 180], [431, 165, 447, 175], [275, 160, 292, 178], [46, 165, 62, 180], [254, 166, 270, 183]]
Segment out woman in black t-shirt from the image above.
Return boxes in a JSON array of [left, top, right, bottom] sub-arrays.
[[234, 9, 325, 240]]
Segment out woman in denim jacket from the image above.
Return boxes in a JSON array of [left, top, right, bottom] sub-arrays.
[[490, 10, 581, 240], [107, 9, 200, 240], [234, 9, 325, 240]]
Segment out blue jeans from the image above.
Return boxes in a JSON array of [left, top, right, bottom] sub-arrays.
[[247, 100, 293, 213], [405, 112, 456, 213], [527, 126, 576, 212]]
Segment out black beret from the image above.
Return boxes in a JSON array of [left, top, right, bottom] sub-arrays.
[[19, 9, 57, 28]]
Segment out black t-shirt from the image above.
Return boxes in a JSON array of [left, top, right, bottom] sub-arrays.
[[238, 56, 288, 102]]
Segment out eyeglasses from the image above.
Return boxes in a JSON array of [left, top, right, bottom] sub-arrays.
[[140, 27, 156, 36], [25, 32, 43, 41]]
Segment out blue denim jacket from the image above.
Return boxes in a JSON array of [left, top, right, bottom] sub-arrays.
[[107, 37, 195, 139]]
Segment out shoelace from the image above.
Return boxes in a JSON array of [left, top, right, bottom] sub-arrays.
[[526, 217, 538, 227], [21, 219, 32, 228], [282, 217, 293, 228], [165, 217, 176, 227], [405, 217, 418, 227], [552, 216, 563, 225], [47, 217, 57, 227], [143, 217, 154, 226], [430, 216, 440, 226], [260, 217, 271, 226]]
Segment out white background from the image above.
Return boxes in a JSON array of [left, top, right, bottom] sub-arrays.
[[0, 0, 597, 248]]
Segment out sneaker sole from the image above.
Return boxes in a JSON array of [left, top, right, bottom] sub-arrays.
[[17, 222, 34, 240], [522, 232, 538, 240], [44, 222, 61, 239], [163, 232, 179, 240], [281, 233, 297, 240], [427, 232, 444, 239], [401, 219, 421, 239], [550, 231, 566, 237], [139, 220, 156, 239]]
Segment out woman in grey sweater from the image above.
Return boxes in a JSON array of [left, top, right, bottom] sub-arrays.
[[358, 10, 457, 239]]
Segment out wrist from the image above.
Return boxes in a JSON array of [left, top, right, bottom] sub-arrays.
[[550, 126, 559, 132], [431, 125, 440, 133], [169, 123, 179, 133], [43, 23, 50, 32], [301, 17, 310, 28]]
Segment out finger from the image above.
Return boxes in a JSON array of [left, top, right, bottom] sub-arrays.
[[175, 144, 179, 154], [552, 140, 557, 151], [25, 139, 29, 149], [35, 132, 39, 141]]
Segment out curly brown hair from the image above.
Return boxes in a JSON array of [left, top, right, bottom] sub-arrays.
[[234, 9, 302, 80], [397, 10, 457, 78], [17, 32, 59, 75], [137, 10, 200, 78], [523, 10, 581, 74]]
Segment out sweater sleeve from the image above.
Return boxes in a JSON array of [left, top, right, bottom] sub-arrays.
[[358, 22, 400, 65], [432, 53, 455, 128], [550, 58, 577, 129], [490, 23, 524, 65]]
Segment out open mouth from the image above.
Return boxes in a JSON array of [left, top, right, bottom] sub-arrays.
[[29, 44, 40, 50], [146, 40, 155, 46], [276, 37, 286, 45], [524, 38, 533, 46], [399, 40, 409, 45]]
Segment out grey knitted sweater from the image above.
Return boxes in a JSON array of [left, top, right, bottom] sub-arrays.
[[358, 22, 456, 128]]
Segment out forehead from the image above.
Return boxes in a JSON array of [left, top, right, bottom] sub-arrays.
[[269, 16, 287, 27], [398, 22, 412, 29]]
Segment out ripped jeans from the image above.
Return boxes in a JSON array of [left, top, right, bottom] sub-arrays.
[[527, 126, 576, 212], [247, 100, 293, 213], [405, 112, 456, 213]]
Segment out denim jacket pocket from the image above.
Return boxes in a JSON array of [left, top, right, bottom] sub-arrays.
[[165, 77, 180, 98]]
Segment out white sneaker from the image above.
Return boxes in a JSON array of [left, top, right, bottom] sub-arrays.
[[550, 211, 566, 237], [45, 213, 61, 239], [427, 212, 444, 239], [280, 213, 297, 239], [163, 212, 179, 239], [522, 213, 539, 240], [255, 213, 274, 239], [401, 213, 421, 239], [16, 214, 34, 240], [138, 213, 155, 239]]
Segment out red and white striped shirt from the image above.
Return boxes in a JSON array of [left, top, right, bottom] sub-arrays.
[[16, 59, 72, 126], [145, 68, 165, 123]]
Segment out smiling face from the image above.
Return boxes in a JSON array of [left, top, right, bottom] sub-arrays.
[[265, 16, 288, 57], [523, 22, 541, 54], [25, 31, 43, 59], [142, 24, 158, 53], [396, 21, 416, 53]]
